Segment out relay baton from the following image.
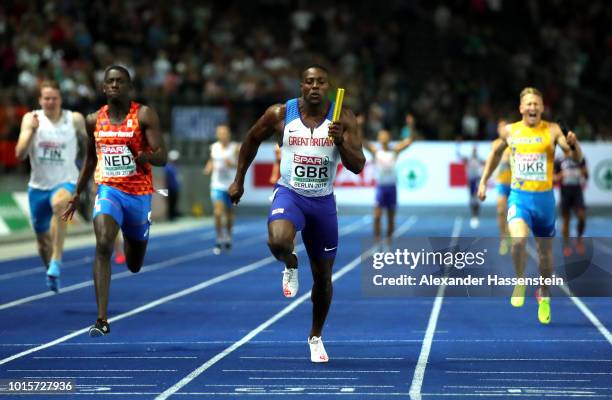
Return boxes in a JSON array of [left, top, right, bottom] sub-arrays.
[[330, 88, 345, 140], [332, 88, 345, 121]]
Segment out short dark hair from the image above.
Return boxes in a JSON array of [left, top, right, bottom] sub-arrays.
[[302, 64, 329, 78], [104, 65, 132, 83]]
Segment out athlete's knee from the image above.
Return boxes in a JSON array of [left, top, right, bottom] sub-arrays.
[[511, 236, 528, 250], [267, 236, 293, 257], [314, 270, 332, 287], [37, 239, 51, 256], [51, 200, 69, 216], [96, 236, 115, 258], [213, 208, 224, 219], [312, 274, 333, 300], [213, 201, 225, 214]]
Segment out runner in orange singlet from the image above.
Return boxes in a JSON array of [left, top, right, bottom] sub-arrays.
[[63, 65, 167, 336]]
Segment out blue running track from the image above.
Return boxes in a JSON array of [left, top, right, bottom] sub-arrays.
[[0, 213, 610, 399]]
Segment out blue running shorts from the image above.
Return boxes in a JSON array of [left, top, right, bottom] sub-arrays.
[[268, 184, 338, 260], [211, 189, 232, 208], [375, 184, 397, 209], [28, 182, 76, 233], [496, 183, 511, 198], [507, 189, 556, 237], [93, 185, 152, 241]]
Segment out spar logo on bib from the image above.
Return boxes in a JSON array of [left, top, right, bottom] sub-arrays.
[[293, 154, 329, 166], [101, 145, 136, 177], [514, 152, 547, 181]]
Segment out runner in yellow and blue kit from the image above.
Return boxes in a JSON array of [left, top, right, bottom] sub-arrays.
[[478, 87, 583, 325]]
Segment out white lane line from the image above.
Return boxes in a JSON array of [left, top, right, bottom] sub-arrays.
[[0, 228, 221, 278], [446, 385, 612, 390], [409, 285, 445, 400], [155, 216, 417, 400], [0, 233, 268, 311], [448, 357, 612, 362], [560, 285, 612, 346], [0, 217, 368, 366], [0, 256, 94, 281], [205, 384, 395, 388], [4, 393, 417, 397], [476, 389, 596, 395], [0, 216, 366, 311], [146, 228, 217, 250], [479, 378, 591, 382], [421, 394, 607, 398], [76, 384, 157, 387], [447, 371, 612, 375], [15, 391, 607, 397], [223, 369, 400, 373], [0, 219, 213, 262], [249, 377, 359, 380], [239, 356, 403, 360], [2, 338, 605, 347], [146, 220, 261, 250], [409, 216, 462, 400], [0, 393, 158, 396], [0, 221, 259, 280], [8, 369, 176, 372], [0, 231, 214, 280], [0, 257, 274, 366], [526, 244, 612, 345], [161, 392, 413, 397], [34, 356, 197, 359], [22, 376, 134, 379]]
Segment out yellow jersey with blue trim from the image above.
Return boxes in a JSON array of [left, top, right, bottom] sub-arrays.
[[508, 120, 554, 192]]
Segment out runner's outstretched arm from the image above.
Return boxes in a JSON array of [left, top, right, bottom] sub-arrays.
[[229, 104, 282, 204]]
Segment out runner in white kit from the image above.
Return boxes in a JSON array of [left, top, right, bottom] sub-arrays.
[[203, 123, 240, 254], [362, 129, 413, 247], [15, 80, 87, 292], [228, 65, 365, 363], [457, 143, 485, 229]]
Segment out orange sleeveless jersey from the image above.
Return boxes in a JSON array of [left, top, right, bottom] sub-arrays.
[[93, 102, 154, 195]]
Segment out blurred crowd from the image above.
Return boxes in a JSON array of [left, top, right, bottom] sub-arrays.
[[0, 0, 611, 149]]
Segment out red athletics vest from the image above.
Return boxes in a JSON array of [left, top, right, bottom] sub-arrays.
[[94, 102, 153, 195]]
